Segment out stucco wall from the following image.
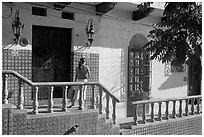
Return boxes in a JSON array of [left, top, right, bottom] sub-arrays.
[[2, 3, 101, 50], [2, 2, 188, 105]]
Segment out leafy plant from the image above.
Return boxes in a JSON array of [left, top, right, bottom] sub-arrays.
[[144, 2, 202, 64], [141, 2, 202, 95]]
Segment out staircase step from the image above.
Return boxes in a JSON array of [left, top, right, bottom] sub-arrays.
[[116, 117, 134, 129]]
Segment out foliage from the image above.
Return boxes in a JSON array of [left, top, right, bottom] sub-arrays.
[[143, 2, 202, 65]]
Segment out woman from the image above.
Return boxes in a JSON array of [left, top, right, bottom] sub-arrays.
[[68, 58, 90, 109]]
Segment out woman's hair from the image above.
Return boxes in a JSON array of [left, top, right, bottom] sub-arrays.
[[80, 58, 85, 64], [78, 61, 82, 70], [78, 58, 85, 70]]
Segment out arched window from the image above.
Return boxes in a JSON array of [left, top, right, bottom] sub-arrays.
[[127, 34, 151, 117]]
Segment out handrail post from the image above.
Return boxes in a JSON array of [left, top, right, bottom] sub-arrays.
[[150, 102, 154, 122], [165, 101, 169, 120], [78, 85, 83, 110], [112, 100, 116, 124], [184, 99, 189, 116], [98, 86, 103, 114], [2, 74, 9, 104], [32, 86, 39, 114], [158, 102, 162, 121], [142, 103, 146, 124], [62, 86, 68, 111], [106, 94, 110, 119], [196, 97, 201, 114], [133, 105, 138, 125], [172, 100, 176, 118], [48, 86, 54, 113], [178, 99, 183, 117], [17, 80, 24, 109], [90, 85, 96, 109], [190, 98, 195, 115]]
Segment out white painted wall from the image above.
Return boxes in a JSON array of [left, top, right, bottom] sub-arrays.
[[151, 60, 187, 99]]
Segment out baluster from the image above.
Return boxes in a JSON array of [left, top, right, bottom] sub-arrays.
[[48, 86, 54, 113], [165, 101, 169, 120], [142, 103, 146, 124], [172, 100, 176, 118], [106, 94, 110, 119], [95, 96, 99, 108], [133, 105, 138, 125], [32, 86, 39, 114], [78, 85, 83, 110], [112, 100, 116, 124], [150, 102, 154, 122], [17, 80, 24, 109], [90, 85, 96, 109], [190, 98, 195, 115], [62, 86, 68, 111], [178, 99, 183, 117], [196, 98, 200, 114], [98, 86, 103, 114], [2, 74, 9, 104], [184, 99, 189, 116], [158, 102, 162, 121]]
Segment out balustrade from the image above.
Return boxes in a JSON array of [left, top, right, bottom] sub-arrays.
[[190, 98, 195, 115], [112, 100, 116, 124], [48, 86, 54, 113], [90, 85, 96, 109], [98, 87, 103, 114], [178, 100, 183, 117], [185, 99, 189, 116], [2, 74, 9, 104], [132, 96, 202, 125], [142, 104, 146, 123], [17, 80, 24, 109], [5, 70, 200, 126], [2, 70, 119, 124], [165, 101, 169, 120], [196, 98, 201, 114], [150, 103, 154, 122], [172, 100, 176, 118], [32, 86, 39, 114], [106, 94, 110, 119], [62, 86, 68, 111], [158, 102, 162, 121]]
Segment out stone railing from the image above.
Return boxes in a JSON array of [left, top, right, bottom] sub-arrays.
[[132, 95, 202, 125], [2, 70, 119, 124]]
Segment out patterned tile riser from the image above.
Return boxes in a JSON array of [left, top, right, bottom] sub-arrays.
[[2, 104, 119, 135], [121, 115, 202, 135]]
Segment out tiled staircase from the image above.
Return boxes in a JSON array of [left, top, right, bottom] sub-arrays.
[[2, 103, 120, 135]]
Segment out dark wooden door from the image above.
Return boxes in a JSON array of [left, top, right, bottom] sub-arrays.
[[127, 48, 151, 117], [32, 25, 72, 99]]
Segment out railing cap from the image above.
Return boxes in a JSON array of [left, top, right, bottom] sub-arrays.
[[2, 70, 120, 103], [132, 95, 202, 105]]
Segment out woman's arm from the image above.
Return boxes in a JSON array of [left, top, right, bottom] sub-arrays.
[[87, 67, 91, 79]]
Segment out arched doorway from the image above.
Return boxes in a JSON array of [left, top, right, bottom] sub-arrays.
[[127, 34, 151, 117]]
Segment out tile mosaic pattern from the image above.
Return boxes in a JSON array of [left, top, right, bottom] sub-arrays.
[[2, 50, 32, 106], [2, 105, 13, 135]]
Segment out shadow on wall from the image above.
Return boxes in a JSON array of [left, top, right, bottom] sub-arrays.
[[158, 72, 187, 90]]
